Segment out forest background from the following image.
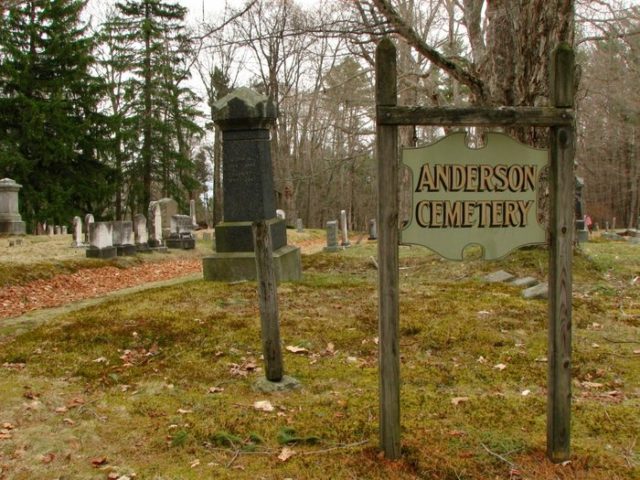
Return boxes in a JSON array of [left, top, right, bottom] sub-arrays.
[[0, 0, 638, 233]]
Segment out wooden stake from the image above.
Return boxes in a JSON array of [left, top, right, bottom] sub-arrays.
[[547, 43, 575, 463], [252, 220, 283, 382], [376, 37, 401, 460]]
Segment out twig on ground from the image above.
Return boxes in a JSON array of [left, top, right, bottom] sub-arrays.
[[480, 442, 518, 469], [370, 256, 379, 269], [297, 439, 369, 455], [226, 449, 240, 468], [601, 335, 640, 344]]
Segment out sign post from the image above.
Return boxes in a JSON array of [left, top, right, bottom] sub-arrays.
[[374, 37, 575, 462]]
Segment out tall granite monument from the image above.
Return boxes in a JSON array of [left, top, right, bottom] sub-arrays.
[[0, 178, 26, 235], [202, 88, 301, 282]]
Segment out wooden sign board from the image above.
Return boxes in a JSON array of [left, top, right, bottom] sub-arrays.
[[402, 132, 547, 260]]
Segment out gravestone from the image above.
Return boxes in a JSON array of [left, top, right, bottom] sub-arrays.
[[54, 225, 61, 235], [84, 214, 94, 244], [61, 226, 68, 235], [276, 209, 286, 220], [134, 214, 150, 252], [190, 199, 197, 227], [166, 214, 195, 249], [368, 218, 378, 240], [157, 198, 178, 240], [86, 222, 116, 258], [47, 225, 54, 236], [148, 201, 163, 248], [112, 220, 136, 256], [0, 178, 26, 236], [36, 222, 44, 236], [72, 216, 83, 247], [202, 87, 301, 282], [324, 220, 340, 252], [295, 218, 304, 233], [340, 210, 351, 247]]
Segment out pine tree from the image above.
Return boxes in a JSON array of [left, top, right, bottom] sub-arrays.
[[102, 0, 202, 215], [0, 0, 115, 228]]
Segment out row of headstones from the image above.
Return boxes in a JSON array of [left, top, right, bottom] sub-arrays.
[[34, 223, 68, 236], [483, 270, 548, 299], [74, 206, 196, 259], [324, 211, 378, 252]]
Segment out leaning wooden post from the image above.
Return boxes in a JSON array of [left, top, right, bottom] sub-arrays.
[[253, 220, 283, 382], [376, 37, 401, 459], [547, 43, 575, 463]]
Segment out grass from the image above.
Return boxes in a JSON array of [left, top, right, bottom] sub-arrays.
[[0, 239, 638, 479]]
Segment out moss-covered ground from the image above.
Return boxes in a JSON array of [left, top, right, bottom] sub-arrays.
[[0, 238, 638, 479]]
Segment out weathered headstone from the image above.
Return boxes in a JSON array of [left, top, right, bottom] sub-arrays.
[[523, 282, 549, 300], [276, 209, 286, 221], [36, 222, 44, 236], [84, 214, 94, 244], [86, 222, 116, 258], [72, 216, 83, 247], [368, 218, 378, 240], [0, 178, 26, 236], [157, 198, 178, 240], [483, 270, 515, 283], [133, 214, 150, 252], [47, 225, 54, 236], [202, 87, 301, 282], [324, 220, 340, 252], [112, 220, 136, 256], [61, 225, 68, 235], [189, 199, 197, 227], [510, 276, 539, 288], [340, 210, 351, 247], [148, 201, 163, 248], [54, 225, 61, 235], [295, 218, 303, 233], [166, 214, 195, 249]]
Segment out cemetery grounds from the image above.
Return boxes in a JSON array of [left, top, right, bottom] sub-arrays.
[[0, 232, 638, 479]]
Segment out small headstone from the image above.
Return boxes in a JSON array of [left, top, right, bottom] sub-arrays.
[[36, 222, 44, 235], [86, 221, 117, 258], [134, 214, 150, 252], [523, 282, 548, 300], [0, 178, 26, 235], [510, 276, 538, 288], [148, 201, 164, 248], [295, 218, 303, 233], [157, 198, 179, 240], [166, 215, 195, 249], [605, 221, 609, 231], [112, 220, 136, 256], [61, 225, 68, 235], [276, 209, 286, 220], [340, 210, 350, 247], [54, 225, 61, 235], [84, 214, 94, 243], [72, 216, 83, 247], [324, 220, 340, 252], [368, 218, 378, 240], [202, 232, 212, 242], [483, 270, 515, 283], [47, 225, 54, 236]]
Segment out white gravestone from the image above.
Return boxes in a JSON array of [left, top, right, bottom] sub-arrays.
[[134, 214, 148, 245], [340, 210, 351, 247], [84, 213, 94, 243], [72, 216, 83, 247], [89, 222, 113, 249]]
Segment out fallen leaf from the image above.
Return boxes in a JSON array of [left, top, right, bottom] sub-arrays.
[[63, 418, 75, 426], [55, 406, 68, 414], [41, 452, 55, 464], [177, 408, 193, 414], [521, 389, 531, 396], [92, 356, 107, 363], [208, 386, 224, 394], [346, 356, 358, 364], [286, 345, 308, 354], [493, 363, 507, 371], [477, 356, 487, 364], [633, 349, 640, 355], [591, 343, 600, 348], [254, 400, 275, 412], [278, 447, 296, 462], [448, 430, 466, 437], [190, 459, 200, 468], [451, 397, 469, 406], [90, 456, 108, 467], [66, 396, 85, 408], [2, 423, 14, 430]]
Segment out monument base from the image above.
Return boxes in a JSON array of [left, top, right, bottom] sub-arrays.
[[116, 244, 137, 256], [86, 246, 117, 259], [136, 243, 152, 253], [0, 221, 26, 236], [166, 237, 196, 250], [215, 218, 286, 252], [202, 245, 302, 282]]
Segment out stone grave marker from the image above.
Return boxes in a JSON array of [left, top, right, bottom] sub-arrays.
[[148, 201, 163, 248], [86, 222, 116, 258], [202, 87, 301, 282], [47, 225, 54, 236], [84, 214, 94, 243], [0, 178, 26, 235], [166, 214, 195, 249], [296, 218, 303, 233], [324, 220, 340, 252], [112, 220, 136, 256], [190, 199, 197, 227], [276, 209, 286, 220], [340, 210, 351, 247], [369, 218, 378, 240], [134, 214, 150, 252], [62, 225, 68, 235], [72, 216, 83, 247], [54, 225, 61, 235], [157, 198, 178, 240]]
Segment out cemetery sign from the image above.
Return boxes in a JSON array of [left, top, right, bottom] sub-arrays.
[[402, 132, 547, 260]]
